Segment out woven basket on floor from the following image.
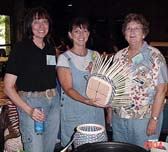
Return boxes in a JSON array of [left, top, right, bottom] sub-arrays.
[[73, 124, 107, 148]]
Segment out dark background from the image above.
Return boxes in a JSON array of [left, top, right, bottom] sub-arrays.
[[1, 0, 168, 53]]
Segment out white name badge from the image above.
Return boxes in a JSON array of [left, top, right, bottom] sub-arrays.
[[132, 53, 143, 64], [46, 55, 56, 65]]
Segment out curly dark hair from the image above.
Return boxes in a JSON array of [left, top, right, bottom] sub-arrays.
[[122, 13, 149, 36]]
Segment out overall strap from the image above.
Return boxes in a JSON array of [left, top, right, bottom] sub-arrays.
[[63, 52, 72, 65]]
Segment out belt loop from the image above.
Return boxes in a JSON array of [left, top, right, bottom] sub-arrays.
[[45, 89, 52, 100], [27, 92, 31, 97]]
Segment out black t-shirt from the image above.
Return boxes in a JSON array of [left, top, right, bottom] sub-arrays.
[[6, 39, 56, 91]]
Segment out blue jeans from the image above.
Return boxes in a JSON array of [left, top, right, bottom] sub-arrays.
[[112, 112, 163, 148], [18, 91, 60, 152]]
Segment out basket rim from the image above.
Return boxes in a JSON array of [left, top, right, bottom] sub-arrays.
[[76, 124, 105, 135]]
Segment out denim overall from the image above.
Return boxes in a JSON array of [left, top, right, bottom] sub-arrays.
[[60, 52, 105, 147]]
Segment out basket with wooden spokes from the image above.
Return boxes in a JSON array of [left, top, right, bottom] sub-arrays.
[[86, 55, 131, 107]]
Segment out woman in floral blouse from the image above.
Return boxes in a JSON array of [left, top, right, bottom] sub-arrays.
[[110, 13, 168, 148]]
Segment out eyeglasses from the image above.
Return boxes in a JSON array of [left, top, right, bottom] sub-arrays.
[[125, 27, 143, 33]]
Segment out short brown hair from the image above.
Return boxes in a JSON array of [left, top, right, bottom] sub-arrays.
[[122, 13, 149, 36]]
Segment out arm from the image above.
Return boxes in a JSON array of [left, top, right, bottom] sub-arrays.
[[106, 107, 112, 125], [4, 73, 45, 121], [57, 66, 108, 108], [56, 53, 107, 108], [57, 67, 93, 105], [147, 83, 167, 136], [166, 84, 168, 98]]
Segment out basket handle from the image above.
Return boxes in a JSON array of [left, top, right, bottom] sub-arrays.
[[60, 139, 74, 152]]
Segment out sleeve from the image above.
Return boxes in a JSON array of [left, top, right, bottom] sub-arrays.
[[156, 54, 168, 84], [157, 62, 168, 84], [5, 44, 20, 76], [56, 53, 70, 68]]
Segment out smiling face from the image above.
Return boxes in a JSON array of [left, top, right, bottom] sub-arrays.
[[124, 21, 145, 47], [68, 25, 90, 48], [32, 16, 49, 41]]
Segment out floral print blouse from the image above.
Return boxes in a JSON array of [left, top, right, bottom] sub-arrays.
[[113, 41, 168, 119]]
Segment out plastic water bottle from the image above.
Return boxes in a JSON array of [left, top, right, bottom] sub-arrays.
[[34, 107, 44, 135]]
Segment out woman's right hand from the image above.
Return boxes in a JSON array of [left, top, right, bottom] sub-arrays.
[[31, 108, 45, 122]]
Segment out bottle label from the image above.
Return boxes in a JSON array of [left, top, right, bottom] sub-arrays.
[[34, 121, 44, 134], [34, 107, 44, 135]]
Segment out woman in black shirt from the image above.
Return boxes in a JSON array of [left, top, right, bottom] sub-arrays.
[[4, 7, 60, 152]]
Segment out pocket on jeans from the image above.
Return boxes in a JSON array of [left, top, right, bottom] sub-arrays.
[[22, 133, 32, 144]]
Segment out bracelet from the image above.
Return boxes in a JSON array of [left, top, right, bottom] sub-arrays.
[[151, 116, 158, 121]]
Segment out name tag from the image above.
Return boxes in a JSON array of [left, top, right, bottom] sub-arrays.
[[46, 55, 56, 65], [132, 53, 143, 64]]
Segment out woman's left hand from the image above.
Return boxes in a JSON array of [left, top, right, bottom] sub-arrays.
[[146, 119, 157, 136]]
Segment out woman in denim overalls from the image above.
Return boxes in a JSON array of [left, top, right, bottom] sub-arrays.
[[57, 17, 105, 147]]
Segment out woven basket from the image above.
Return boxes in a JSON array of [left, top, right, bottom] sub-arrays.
[[73, 124, 107, 148], [86, 55, 131, 107]]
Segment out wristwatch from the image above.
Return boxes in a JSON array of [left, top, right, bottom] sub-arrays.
[[151, 116, 158, 121]]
